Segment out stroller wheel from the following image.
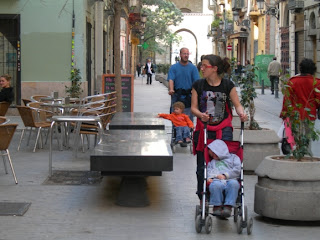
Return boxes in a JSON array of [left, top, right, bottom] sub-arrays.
[[247, 217, 253, 235], [195, 205, 201, 220], [205, 215, 212, 234], [195, 215, 202, 233], [233, 207, 238, 223], [171, 143, 176, 153], [189, 142, 193, 154], [236, 216, 243, 234]]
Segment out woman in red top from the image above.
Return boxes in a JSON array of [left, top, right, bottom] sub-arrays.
[[280, 58, 320, 121], [280, 58, 320, 153]]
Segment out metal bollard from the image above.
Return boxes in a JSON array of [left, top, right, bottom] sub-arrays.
[[259, 71, 264, 95], [275, 79, 279, 98]]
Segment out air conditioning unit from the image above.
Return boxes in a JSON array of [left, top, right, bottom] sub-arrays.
[[288, 0, 304, 11]]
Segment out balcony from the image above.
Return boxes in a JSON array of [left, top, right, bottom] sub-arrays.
[[232, 0, 244, 11], [288, 0, 304, 11]]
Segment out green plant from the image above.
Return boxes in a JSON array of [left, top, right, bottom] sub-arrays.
[[156, 63, 170, 75], [281, 77, 320, 160], [65, 67, 83, 98], [238, 65, 261, 130], [211, 18, 222, 29]]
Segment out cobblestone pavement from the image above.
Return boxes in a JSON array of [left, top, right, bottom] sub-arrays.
[[0, 76, 319, 240]]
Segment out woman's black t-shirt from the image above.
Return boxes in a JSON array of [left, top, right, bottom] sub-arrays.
[[192, 79, 234, 125]]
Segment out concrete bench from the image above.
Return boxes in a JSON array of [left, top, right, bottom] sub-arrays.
[[90, 129, 173, 207], [109, 112, 165, 130], [90, 130, 172, 176]]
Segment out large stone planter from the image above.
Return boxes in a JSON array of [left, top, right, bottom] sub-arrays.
[[254, 156, 320, 221], [233, 126, 280, 172], [155, 74, 168, 88]]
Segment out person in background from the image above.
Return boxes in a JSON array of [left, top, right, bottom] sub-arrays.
[[191, 54, 247, 200], [234, 61, 243, 86], [0, 74, 14, 103], [167, 47, 200, 120], [267, 57, 281, 95], [145, 59, 154, 85], [280, 58, 320, 154], [197, 55, 206, 79], [158, 101, 194, 145], [245, 60, 253, 71], [136, 63, 142, 77]]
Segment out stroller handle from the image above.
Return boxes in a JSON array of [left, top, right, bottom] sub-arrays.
[[240, 121, 244, 147]]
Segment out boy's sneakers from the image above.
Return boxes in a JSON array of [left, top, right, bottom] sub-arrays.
[[221, 205, 232, 218], [212, 206, 222, 216], [176, 140, 183, 144], [185, 138, 192, 143]]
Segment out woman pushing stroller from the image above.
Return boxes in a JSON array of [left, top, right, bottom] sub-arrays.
[[191, 54, 247, 200]]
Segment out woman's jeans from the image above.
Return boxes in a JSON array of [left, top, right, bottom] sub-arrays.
[[209, 179, 240, 207], [175, 126, 190, 142], [195, 127, 233, 200]]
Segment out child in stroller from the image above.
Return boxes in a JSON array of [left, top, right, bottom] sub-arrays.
[[207, 139, 241, 218], [195, 123, 253, 234], [158, 101, 194, 145]]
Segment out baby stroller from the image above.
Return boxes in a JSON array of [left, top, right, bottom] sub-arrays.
[[170, 126, 193, 154], [194, 122, 253, 234]]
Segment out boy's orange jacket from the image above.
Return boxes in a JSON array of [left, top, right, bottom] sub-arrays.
[[158, 113, 194, 128]]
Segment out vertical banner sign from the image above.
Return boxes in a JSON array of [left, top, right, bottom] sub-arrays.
[[102, 74, 134, 112]]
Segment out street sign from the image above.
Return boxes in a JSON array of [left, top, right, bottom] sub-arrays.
[[142, 42, 149, 50], [227, 45, 232, 51]]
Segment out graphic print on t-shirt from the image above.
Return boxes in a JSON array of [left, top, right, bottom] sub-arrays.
[[202, 90, 227, 125]]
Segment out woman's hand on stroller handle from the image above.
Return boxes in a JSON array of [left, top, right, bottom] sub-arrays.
[[200, 112, 209, 122]]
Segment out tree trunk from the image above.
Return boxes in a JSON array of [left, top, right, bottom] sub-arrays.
[[114, 0, 123, 112]]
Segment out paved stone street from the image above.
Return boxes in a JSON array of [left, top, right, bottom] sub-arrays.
[[0, 76, 319, 240]]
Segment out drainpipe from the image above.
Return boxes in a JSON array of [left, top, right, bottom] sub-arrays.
[[94, 0, 104, 94]]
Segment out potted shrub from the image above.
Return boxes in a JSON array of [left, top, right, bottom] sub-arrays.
[[65, 67, 83, 98], [254, 74, 320, 220], [231, 64, 280, 171]]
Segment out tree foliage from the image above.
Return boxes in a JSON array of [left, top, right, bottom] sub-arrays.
[[238, 65, 261, 130], [141, 0, 183, 55]]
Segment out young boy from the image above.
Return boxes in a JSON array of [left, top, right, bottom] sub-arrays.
[[158, 101, 194, 144], [207, 139, 241, 218]]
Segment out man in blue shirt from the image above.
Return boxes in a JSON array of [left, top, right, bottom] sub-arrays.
[[167, 47, 200, 120]]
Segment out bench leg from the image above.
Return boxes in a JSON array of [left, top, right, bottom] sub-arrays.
[[116, 176, 150, 207]]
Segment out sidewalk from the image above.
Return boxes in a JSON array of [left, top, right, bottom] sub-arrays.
[[0, 76, 319, 240]]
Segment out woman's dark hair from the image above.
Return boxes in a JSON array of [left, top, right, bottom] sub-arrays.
[[203, 54, 230, 75], [299, 58, 317, 75]]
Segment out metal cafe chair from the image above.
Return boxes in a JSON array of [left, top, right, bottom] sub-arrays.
[[0, 101, 10, 116], [17, 106, 52, 152], [22, 98, 32, 106], [0, 116, 10, 125], [0, 124, 18, 184]]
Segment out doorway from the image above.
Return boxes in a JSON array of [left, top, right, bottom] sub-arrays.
[[0, 15, 21, 105]]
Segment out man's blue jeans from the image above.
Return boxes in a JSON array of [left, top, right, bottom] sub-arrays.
[[208, 179, 240, 207], [175, 126, 190, 142]]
